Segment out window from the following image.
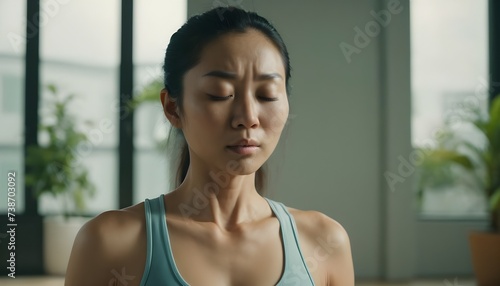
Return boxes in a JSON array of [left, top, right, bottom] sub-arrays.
[[39, 0, 120, 214], [133, 0, 187, 202], [411, 0, 489, 217], [0, 0, 26, 213], [0, 0, 188, 274]]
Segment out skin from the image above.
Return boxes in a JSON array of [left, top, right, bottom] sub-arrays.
[[65, 29, 354, 286]]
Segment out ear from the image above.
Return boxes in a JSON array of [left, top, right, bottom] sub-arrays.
[[160, 88, 182, 129]]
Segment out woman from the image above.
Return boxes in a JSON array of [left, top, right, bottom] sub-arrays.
[[65, 7, 354, 286]]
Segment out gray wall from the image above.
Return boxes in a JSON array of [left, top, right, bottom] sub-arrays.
[[188, 0, 487, 281]]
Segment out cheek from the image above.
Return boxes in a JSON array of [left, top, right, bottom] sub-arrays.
[[182, 97, 227, 134], [264, 101, 289, 135]]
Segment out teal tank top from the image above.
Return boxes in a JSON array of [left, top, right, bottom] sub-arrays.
[[140, 194, 316, 286]]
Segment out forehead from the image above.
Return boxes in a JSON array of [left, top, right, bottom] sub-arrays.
[[192, 29, 286, 77]]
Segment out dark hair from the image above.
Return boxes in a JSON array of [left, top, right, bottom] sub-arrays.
[[163, 6, 291, 195]]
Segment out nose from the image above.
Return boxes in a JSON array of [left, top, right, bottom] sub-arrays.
[[230, 91, 259, 129]]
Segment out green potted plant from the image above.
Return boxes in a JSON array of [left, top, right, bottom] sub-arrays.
[[415, 95, 500, 285], [25, 84, 96, 275]]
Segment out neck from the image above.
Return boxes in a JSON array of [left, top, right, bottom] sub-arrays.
[[170, 162, 267, 230]]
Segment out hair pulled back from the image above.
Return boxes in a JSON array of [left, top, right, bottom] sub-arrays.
[[163, 7, 291, 194]]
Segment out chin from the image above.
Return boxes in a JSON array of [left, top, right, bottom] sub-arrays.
[[218, 158, 264, 176]]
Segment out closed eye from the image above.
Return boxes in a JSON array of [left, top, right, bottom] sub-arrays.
[[207, 94, 233, 101], [259, 96, 279, 101], [207, 94, 279, 101]]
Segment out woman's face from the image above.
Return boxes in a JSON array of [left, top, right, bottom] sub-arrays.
[[179, 29, 289, 175]]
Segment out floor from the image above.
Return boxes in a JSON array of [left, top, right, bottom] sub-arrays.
[[0, 277, 477, 286]]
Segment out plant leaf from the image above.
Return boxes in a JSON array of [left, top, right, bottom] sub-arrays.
[[490, 188, 500, 211]]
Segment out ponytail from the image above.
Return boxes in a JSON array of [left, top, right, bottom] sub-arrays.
[[176, 141, 190, 188]]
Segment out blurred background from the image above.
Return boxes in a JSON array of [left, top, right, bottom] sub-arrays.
[[0, 0, 498, 284]]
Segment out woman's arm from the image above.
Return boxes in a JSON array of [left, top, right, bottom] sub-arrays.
[[324, 219, 355, 286], [291, 209, 355, 286]]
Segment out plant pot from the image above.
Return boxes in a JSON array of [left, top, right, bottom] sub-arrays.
[[43, 216, 89, 275], [469, 231, 500, 286]]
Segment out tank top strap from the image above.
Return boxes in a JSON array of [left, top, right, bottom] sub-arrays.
[[140, 197, 154, 285], [141, 195, 314, 286], [141, 195, 187, 286], [265, 198, 316, 286]]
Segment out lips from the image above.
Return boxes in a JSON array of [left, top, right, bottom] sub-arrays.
[[227, 139, 260, 155], [227, 138, 260, 148]]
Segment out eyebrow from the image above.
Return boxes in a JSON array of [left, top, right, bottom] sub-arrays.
[[202, 70, 283, 81]]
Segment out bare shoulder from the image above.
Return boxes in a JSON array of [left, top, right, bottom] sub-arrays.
[[287, 207, 350, 248], [287, 207, 355, 286], [79, 203, 145, 254], [65, 203, 146, 286]]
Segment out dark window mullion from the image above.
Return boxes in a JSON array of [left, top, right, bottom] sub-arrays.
[[490, 0, 500, 104], [119, 0, 134, 209], [24, 0, 40, 216]]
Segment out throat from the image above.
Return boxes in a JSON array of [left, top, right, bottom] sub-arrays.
[[204, 195, 271, 231]]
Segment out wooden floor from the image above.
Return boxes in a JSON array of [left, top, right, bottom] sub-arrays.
[[0, 276, 477, 286]]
